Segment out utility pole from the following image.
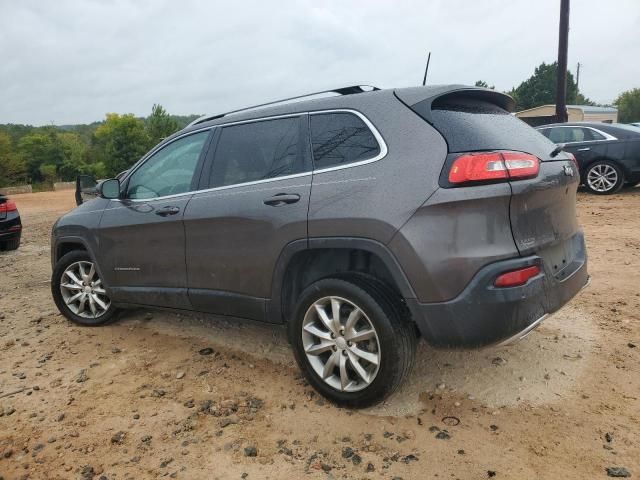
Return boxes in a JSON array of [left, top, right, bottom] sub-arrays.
[[555, 0, 570, 122], [575, 61, 582, 101], [422, 52, 431, 86]]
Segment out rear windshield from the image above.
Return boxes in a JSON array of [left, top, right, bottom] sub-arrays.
[[430, 97, 556, 158]]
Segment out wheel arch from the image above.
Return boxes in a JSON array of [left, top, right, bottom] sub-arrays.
[[54, 239, 87, 263], [267, 237, 417, 324], [52, 236, 109, 292]]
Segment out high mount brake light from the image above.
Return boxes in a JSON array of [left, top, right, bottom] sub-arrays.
[[448, 151, 540, 184], [0, 199, 17, 213]]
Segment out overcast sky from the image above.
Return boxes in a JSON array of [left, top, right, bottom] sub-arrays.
[[1, 0, 638, 125]]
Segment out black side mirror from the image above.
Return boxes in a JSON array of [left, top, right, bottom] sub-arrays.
[[98, 178, 121, 199], [75, 175, 98, 206]]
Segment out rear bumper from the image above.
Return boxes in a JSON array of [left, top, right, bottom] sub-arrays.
[[0, 216, 21, 241], [407, 234, 589, 348], [0, 231, 21, 241]]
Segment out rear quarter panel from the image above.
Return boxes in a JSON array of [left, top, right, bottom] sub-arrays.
[[388, 183, 518, 302], [308, 94, 447, 244]]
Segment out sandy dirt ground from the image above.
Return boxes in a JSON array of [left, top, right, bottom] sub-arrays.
[[1, 188, 639, 480]]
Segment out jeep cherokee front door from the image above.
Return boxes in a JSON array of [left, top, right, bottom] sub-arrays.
[[97, 129, 212, 309]]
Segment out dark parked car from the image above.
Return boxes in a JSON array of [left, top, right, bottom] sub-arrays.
[[0, 194, 21, 251], [537, 122, 640, 194], [51, 85, 589, 406]]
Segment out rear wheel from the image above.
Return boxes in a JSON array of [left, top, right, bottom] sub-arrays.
[[0, 236, 20, 251], [51, 250, 119, 326], [289, 276, 416, 408], [584, 161, 624, 194]]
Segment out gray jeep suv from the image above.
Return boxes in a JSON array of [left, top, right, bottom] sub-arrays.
[[51, 85, 589, 407]]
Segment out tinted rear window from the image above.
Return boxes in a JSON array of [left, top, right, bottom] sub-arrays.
[[310, 112, 380, 169], [210, 116, 303, 188], [430, 98, 556, 158]]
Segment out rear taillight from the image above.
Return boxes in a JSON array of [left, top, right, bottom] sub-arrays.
[[448, 151, 540, 185], [0, 199, 17, 213], [494, 265, 540, 288], [565, 152, 579, 169]]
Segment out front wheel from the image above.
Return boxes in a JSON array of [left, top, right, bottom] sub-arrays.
[[289, 276, 416, 408], [584, 161, 624, 194], [51, 250, 119, 326]]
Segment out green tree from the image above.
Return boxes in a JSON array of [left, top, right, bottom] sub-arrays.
[[613, 88, 640, 123], [55, 132, 109, 179], [146, 104, 180, 148], [475, 80, 495, 90], [17, 128, 66, 182], [94, 113, 150, 177], [509, 62, 594, 110], [39, 163, 58, 184], [0, 132, 27, 187], [57, 132, 86, 178]]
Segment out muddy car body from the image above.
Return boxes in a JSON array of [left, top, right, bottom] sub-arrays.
[[51, 85, 589, 406]]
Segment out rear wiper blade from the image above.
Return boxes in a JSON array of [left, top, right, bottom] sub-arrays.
[[550, 143, 565, 158]]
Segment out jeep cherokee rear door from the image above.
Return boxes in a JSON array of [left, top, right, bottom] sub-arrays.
[[183, 115, 311, 321]]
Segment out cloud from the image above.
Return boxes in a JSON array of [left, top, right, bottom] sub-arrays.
[[0, 0, 638, 125]]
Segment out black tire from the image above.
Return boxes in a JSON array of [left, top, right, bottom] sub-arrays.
[[0, 235, 20, 251], [583, 160, 624, 195], [51, 250, 119, 326], [289, 275, 416, 408]]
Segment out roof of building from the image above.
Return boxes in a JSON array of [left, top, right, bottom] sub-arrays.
[[566, 105, 618, 114], [516, 104, 617, 115]]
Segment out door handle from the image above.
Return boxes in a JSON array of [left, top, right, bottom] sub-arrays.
[[263, 193, 301, 206], [155, 206, 180, 216], [577, 147, 591, 151]]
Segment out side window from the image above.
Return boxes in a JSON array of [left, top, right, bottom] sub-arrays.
[[127, 131, 209, 199], [210, 117, 302, 188], [547, 128, 566, 143], [310, 112, 381, 170], [538, 128, 552, 139], [569, 128, 586, 142], [586, 128, 606, 141]]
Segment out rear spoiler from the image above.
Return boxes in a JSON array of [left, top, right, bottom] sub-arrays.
[[394, 85, 515, 124]]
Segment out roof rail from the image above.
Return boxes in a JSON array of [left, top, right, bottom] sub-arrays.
[[187, 85, 380, 127]]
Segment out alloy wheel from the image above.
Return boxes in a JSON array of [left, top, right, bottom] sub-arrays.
[[587, 164, 618, 193], [301, 296, 381, 392], [60, 261, 110, 318]]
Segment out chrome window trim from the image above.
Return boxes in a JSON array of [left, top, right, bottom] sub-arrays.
[[117, 109, 387, 203], [308, 109, 388, 174], [537, 125, 618, 143], [110, 171, 314, 204], [119, 127, 212, 203], [119, 125, 214, 185], [191, 172, 313, 200]]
